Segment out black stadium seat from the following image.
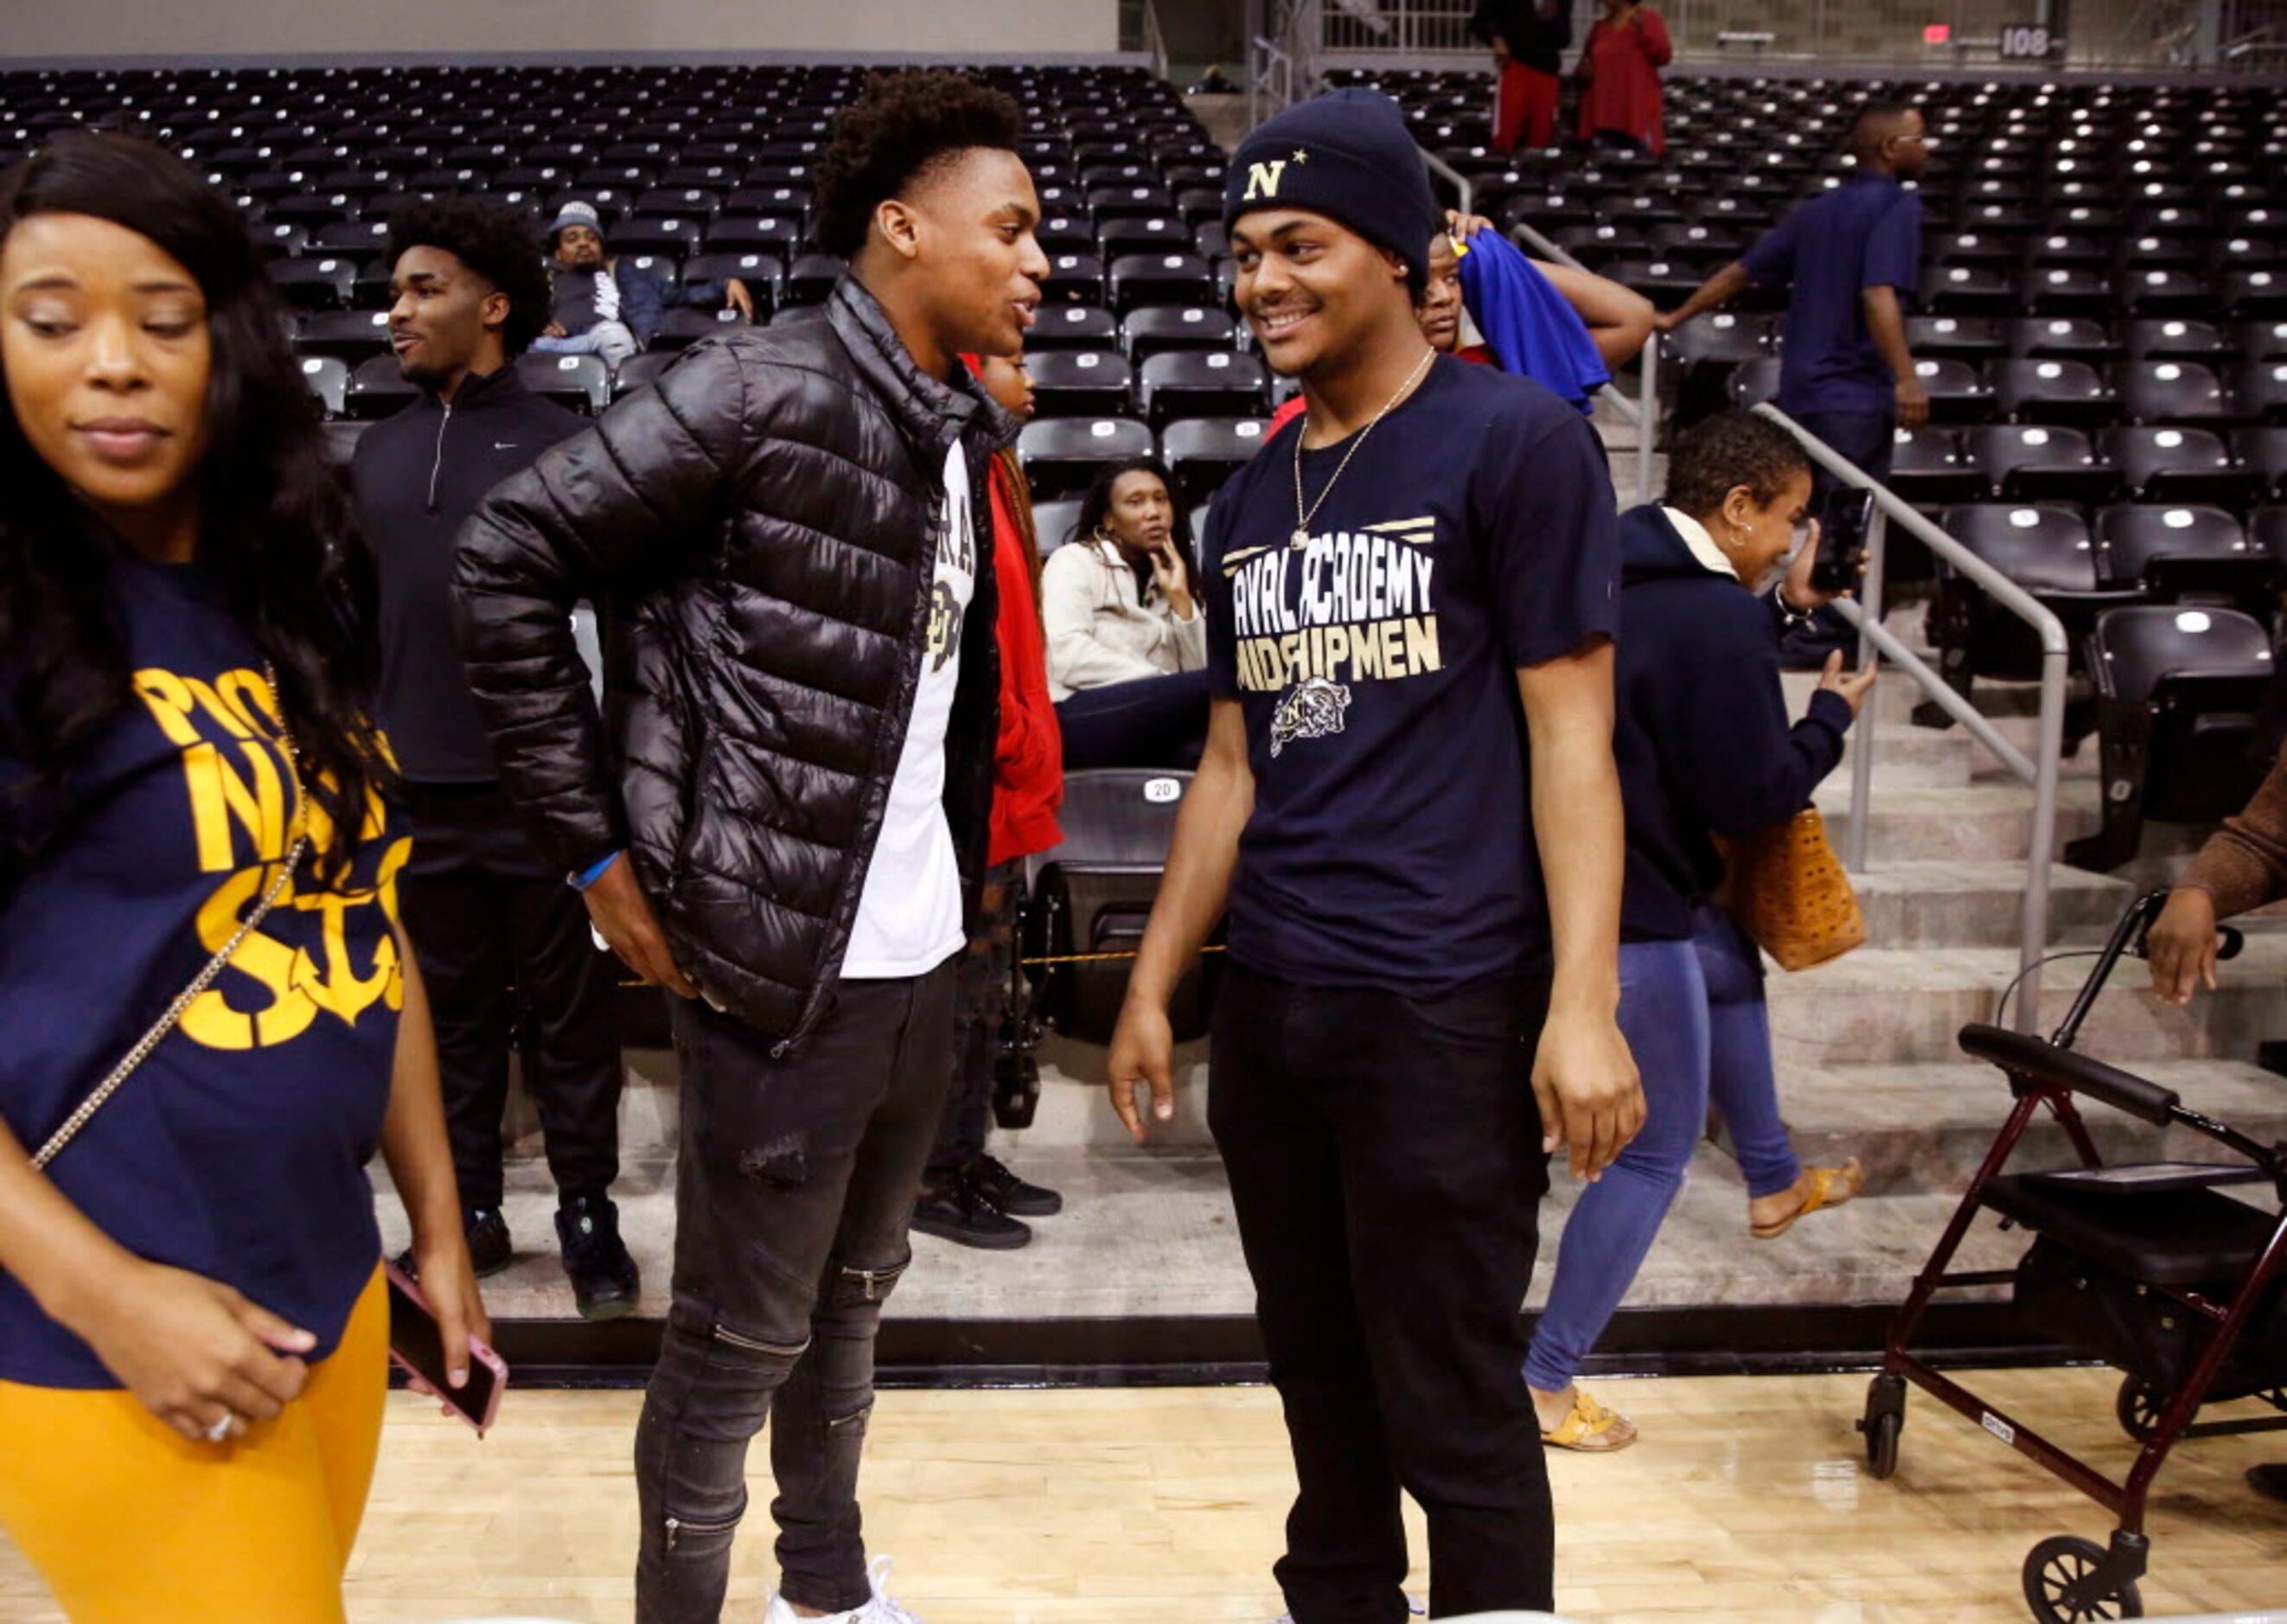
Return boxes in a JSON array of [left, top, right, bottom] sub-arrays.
[[1121, 305, 1237, 361], [347, 354, 419, 420], [515, 351, 611, 415], [2119, 359, 2233, 426], [1020, 769, 1217, 1047], [1028, 305, 1121, 354], [654, 306, 747, 350], [2104, 425, 2259, 505], [292, 308, 394, 364], [297, 355, 349, 419], [1137, 351, 1268, 428], [1967, 424, 2123, 504], [1030, 350, 1134, 419], [1016, 416, 1154, 498], [1031, 498, 1086, 557], [1886, 427, 1986, 506], [1159, 418, 1270, 506], [1926, 503, 2137, 708], [1990, 358, 2118, 426], [269, 255, 355, 311], [613, 351, 677, 399], [2092, 503, 2269, 604], [2069, 604, 2275, 869]]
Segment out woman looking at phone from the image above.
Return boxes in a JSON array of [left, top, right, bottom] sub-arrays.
[[0, 131, 487, 1623], [1524, 412, 1872, 1454], [1042, 455, 1212, 770]]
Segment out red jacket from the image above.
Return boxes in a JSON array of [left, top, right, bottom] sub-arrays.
[[986, 451, 1064, 866], [1578, 8, 1671, 156]]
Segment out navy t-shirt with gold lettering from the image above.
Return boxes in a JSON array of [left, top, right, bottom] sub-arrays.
[[1204, 355, 1619, 993], [0, 553, 407, 1389]]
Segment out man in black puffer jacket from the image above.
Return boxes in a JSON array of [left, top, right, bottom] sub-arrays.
[[454, 71, 1046, 1624]]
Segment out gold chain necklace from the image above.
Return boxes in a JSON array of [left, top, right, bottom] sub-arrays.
[[1290, 346, 1437, 549]]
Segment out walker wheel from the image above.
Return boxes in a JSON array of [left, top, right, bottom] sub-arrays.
[[2022, 1535, 2143, 1622], [1863, 1408, 1901, 1480], [2114, 1377, 2167, 1442]]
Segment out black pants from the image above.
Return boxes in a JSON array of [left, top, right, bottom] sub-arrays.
[[635, 964, 955, 1621], [1209, 963, 1555, 1622], [927, 861, 1020, 1182], [397, 781, 622, 1211], [1055, 668, 1213, 770]]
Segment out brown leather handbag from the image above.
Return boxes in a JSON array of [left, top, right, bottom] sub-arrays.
[[1714, 807, 1867, 971]]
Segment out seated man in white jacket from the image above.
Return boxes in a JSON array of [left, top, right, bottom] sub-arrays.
[[1041, 455, 1212, 769]]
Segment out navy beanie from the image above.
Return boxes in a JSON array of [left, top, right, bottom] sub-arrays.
[[1221, 88, 1443, 288]]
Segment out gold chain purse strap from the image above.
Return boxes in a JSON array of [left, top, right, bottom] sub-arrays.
[[30, 665, 310, 1172]]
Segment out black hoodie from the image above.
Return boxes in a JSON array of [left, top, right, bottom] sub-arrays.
[[1614, 503, 1856, 942], [352, 365, 586, 782]]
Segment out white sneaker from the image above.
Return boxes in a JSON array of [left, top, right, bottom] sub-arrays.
[[1268, 1593, 1423, 1621], [763, 1555, 923, 1624]]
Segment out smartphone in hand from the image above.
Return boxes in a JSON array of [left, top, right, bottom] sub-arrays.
[[1810, 487, 1876, 595], [384, 1259, 508, 1436]]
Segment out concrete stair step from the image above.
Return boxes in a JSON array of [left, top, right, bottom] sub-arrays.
[[1773, 1057, 2287, 1196], [1849, 860, 2136, 948], [1765, 930, 2287, 1066], [377, 1146, 2022, 1327], [1814, 779, 2100, 863]]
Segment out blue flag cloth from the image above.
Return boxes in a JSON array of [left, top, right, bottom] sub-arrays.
[[1455, 227, 1611, 414]]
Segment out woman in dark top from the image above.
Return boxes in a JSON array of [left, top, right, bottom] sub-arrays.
[[1524, 412, 1874, 1451], [0, 132, 487, 1621]]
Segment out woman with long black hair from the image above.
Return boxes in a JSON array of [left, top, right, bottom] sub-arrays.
[[0, 131, 487, 1621], [1041, 454, 1212, 770]]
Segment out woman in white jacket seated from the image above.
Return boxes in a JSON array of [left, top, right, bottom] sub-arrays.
[[1042, 456, 1212, 770]]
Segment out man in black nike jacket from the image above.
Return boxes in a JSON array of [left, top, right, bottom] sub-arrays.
[[354, 195, 640, 1323]]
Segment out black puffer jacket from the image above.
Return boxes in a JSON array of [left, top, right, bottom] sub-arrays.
[[453, 278, 1013, 1051]]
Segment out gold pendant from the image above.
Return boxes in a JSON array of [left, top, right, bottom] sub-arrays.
[[1291, 527, 1309, 547]]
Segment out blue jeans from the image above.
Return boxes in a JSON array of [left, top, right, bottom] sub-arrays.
[[532, 319, 637, 372], [1524, 904, 1800, 1392]]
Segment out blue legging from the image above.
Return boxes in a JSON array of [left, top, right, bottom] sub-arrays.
[[1524, 903, 1802, 1393]]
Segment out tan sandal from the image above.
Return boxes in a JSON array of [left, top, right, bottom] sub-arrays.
[[1751, 1158, 1864, 1240], [1541, 1387, 1639, 1452]]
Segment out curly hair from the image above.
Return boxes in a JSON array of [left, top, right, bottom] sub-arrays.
[[384, 194, 553, 357], [1663, 411, 1812, 522], [812, 70, 1025, 259], [0, 131, 388, 894]]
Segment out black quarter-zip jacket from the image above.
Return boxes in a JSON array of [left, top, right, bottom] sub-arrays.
[[353, 365, 587, 782]]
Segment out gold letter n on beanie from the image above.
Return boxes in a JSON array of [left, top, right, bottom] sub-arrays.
[[1244, 158, 1288, 201]]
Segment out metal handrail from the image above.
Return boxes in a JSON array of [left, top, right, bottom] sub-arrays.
[[1141, 0, 1170, 82], [1754, 404, 2070, 1033], [1248, 35, 1297, 125], [1504, 220, 1661, 508]]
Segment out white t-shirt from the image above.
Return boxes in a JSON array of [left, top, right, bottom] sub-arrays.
[[841, 442, 977, 979]]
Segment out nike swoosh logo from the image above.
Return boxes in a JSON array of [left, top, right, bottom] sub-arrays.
[[494, 442, 519, 450]]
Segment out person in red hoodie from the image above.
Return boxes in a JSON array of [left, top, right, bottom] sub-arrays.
[[911, 352, 1069, 1250], [1576, 0, 1673, 157]]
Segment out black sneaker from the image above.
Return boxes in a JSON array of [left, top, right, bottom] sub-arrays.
[[910, 1169, 1033, 1250], [394, 1206, 514, 1282], [969, 1153, 1063, 1218], [556, 1193, 641, 1322], [2251, 1462, 2287, 1503]]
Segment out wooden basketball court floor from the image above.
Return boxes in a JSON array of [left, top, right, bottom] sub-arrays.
[[3, 1366, 2279, 1621]]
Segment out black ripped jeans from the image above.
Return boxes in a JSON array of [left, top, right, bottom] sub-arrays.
[[635, 963, 956, 1622]]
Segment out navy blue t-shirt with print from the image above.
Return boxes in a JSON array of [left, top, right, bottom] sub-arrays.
[[1205, 355, 1620, 994], [1742, 173, 1924, 418], [0, 554, 406, 1390]]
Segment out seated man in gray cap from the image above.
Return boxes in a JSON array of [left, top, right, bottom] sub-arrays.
[[537, 200, 757, 374]]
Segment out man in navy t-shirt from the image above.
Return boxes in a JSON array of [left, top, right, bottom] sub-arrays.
[[1107, 89, 1642, 1621], [1658, 103, 1932, 487]]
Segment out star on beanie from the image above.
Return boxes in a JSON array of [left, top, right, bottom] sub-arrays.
[[1222, 88, 1444, 287]]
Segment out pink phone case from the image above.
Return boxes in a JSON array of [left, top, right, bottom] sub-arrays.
[[382, 1258, 509, 1436]]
